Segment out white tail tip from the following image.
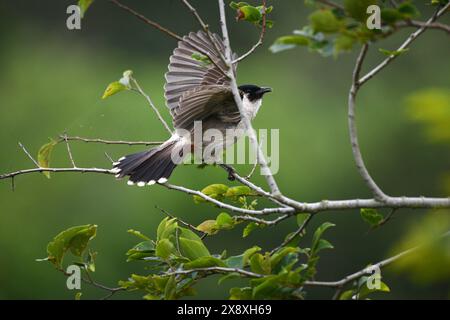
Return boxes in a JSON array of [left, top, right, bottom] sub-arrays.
[[158, 178, 168, 184], [127, 181, 135, 186]]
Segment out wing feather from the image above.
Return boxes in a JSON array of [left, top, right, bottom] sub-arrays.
[[164, 31, 237, 117]]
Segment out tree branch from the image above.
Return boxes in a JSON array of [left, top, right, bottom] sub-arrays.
[[131, 77, 173, 135], [303, 231, 450, 289], [218, 0, 281, 197], [60, 135, 164, 146], [348, 44, 388, 201], [109, 0, 183, 41]]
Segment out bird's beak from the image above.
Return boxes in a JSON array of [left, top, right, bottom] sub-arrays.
[[259, 87, 272, 95]]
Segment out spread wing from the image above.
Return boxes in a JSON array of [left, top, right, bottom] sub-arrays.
[[173, 85, 241, 131], [164, 31, 238, 118]]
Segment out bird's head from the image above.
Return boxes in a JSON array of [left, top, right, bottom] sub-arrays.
[[238, 84, 272, 102]]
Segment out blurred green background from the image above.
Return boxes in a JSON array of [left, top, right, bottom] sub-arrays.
[[0, 0, 449, 299]]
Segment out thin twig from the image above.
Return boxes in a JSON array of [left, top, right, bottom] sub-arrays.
[[358, 3, 450, 86], [232, 0, 268, 64], [109, 0, 183, 41], [18, 142, 40, 168], [63, 133, 76, 168], [131, 77, 173, 135], [401, 20, 450, 34], [270, 214, 313, 254], [60, 135, 164, 146], [303, 231, 450, 289], [104, 152, 114, 164]]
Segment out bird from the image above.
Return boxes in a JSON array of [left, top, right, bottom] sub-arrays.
[[111, 30, 272, 187]]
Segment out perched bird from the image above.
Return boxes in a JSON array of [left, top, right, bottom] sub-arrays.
[[112, 31, 272, 186]]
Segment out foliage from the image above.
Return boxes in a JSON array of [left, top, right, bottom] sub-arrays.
[[270, 0, 444, 57]]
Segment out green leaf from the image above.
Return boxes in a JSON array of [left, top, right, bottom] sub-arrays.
[[102, 81, 128, 99], [126, 240, 155, 261], [252, 276, 278, 299], [360, 208, 384, 226], [78, 0, 94, 18], [218, 272, 241, 285], [344, 0, 378, 22], [358, 280, 390, 299], [225, 246, 261, 269], [339, 289, 356, 300], [157, 217, 178, 242], [229, 2, 250, 10], [179, 237, 210, 260], [45, 224, 97, 269], [164, 275, 177, 300], [155, 238, 175, 259], [87, 250, 96, 272], [379, 48, 409, 57], [269, 35, 310, 53], [315, 238, 334, 253], [270, 247, 299, 270], [127, 229, 151, 241], [196, 220, 218, 235], [216, 212, 235, 230], [309, 9, 343, 33], [250, 253, 271, 275], [381, 8, 403, 24], [243, 246, 261, 266], [243, 222, 259, 238], [224, 186, 257, 199], [193, 184, 229, 203], [397, 2, 420, 19], [237, 6, 263, 23], [184, 256, 226, 269], [311, 222, 335, 254], [37, 139, 57, 179], [229, 287, 252, 300]]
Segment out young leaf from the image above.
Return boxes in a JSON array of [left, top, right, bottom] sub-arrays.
[[360, 208, 384, 227], [127, 229, 151, 241], [102, 81, 128, 99], [225, 186, 257, 199], [193, 184, 229, 203], [243, 222, 260, 238], [309, 9, 342, 33], [179, 237, 210, 260], [311, 222, 335, 254], [183, 256, 226, 269], [196, 220, 219, 235], [45, 224, 97, 269], [37, 139, 57, 179], [269, 35, 310, 53], [250, 253, 271, 275], [78, 0, 94, 18], [155, 238, 175, 259], [215, 212, 235, 230]]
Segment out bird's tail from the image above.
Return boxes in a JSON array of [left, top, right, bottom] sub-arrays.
[[112, 139, 183, 186]]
